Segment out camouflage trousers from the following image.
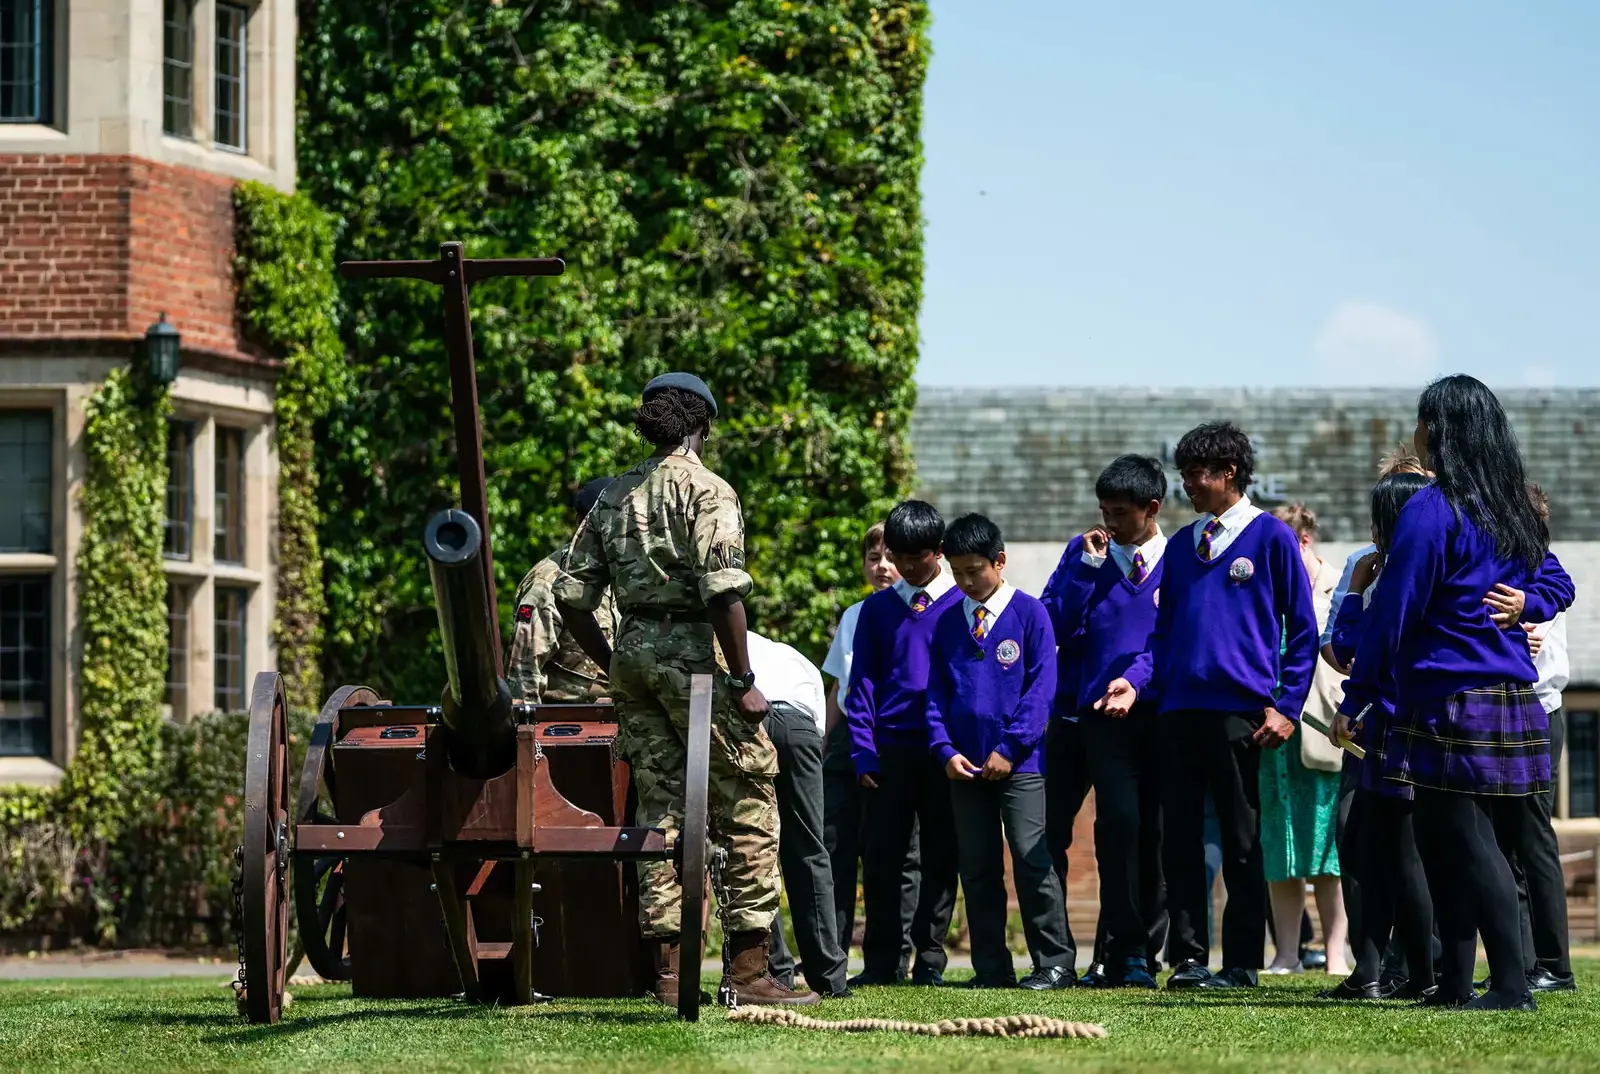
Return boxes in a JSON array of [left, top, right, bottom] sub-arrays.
[[609, 618, 781, 936]]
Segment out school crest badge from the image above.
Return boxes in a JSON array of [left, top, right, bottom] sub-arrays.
[[995, 639, 1022, 667], [1152, 589, 1160, 608], [1229, 557, 1255, 584]]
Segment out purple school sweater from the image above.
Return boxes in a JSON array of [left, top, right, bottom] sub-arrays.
[[926, 593, 1058, 774], [1041, 535, 1163, 712], [1124, 514, 1318, 720], [1339, 486, 1564, 716], [845, 583, 965, 777]]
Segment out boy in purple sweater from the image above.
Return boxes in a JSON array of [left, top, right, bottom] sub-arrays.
[[928, 514, 1070, 990], [1101, 422, 1318, 990], [1043, 454, 1169, 989], [846, 500, 962, 986]]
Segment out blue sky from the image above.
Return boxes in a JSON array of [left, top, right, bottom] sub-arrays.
[[917, 1, 1599, 388]]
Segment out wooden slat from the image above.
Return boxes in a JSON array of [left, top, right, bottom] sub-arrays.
[[477, 942, 513, 961], [432, 856, 481, 1000], [533, 827, 670, 858], [296, 824, 423, 853]]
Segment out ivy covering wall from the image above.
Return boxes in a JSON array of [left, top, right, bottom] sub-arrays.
[[300, 0, 931, 701], [233, 182, 348, 713]]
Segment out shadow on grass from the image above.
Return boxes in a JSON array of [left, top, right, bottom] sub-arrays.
[[111, 1002, 479, 1043]]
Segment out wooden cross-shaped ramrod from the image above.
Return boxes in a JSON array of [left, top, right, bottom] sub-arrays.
[[339, 242, 565, 672]]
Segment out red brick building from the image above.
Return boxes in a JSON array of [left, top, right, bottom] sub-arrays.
[[0, 0, 296, 788]]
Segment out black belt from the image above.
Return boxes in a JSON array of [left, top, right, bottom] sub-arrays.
[[625, 606, 711, 624]]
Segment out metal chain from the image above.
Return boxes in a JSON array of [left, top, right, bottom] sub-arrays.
[[710, 845, 735, 1010], [231, 843, 248, 1015]]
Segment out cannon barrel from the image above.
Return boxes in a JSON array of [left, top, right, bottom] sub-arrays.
[[424, 509, 516, 778]]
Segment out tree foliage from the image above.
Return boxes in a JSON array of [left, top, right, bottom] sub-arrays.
[[299, 0, 929, 699]]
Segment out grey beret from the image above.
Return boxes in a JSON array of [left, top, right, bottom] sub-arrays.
[[642, 372, 718, 418]]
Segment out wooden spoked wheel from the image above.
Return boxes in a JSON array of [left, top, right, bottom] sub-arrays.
[[677, 674, 714, 1023], [243, 672, 292, 1024], [292, 686, 377, 982]]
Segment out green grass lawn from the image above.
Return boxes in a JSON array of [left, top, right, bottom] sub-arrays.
[[3, 963, 1598, 1074]]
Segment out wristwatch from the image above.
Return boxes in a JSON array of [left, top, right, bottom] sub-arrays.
[[723, 670, 757, 694]]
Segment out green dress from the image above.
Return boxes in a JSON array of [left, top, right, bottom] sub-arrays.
[[1261, 556, 1342, 882]]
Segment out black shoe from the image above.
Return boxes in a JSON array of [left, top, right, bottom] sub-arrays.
[[847, 969, 901, 988], [1528, 969, 1577, 993], [1078, 963, 1112, 988], [1474, 975, 1492, 991], [1301, 947, 1329, 971], [909, 968, 945, 987], [1387, 977, 1435, 1001], [819, 985, 854, 999], [1463, 990, 1537, 1012], [1019, 966, 1076, 991], [1317, 977, 1385, 1001], [1198, 967, 1258, 989], [1414, 987, 1475, 1009], [1114, 964, 1159, 990], [1166, 960, 1212, 990], [964, 972, 1017, 989]]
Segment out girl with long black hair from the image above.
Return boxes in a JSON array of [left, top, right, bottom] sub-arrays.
[[1337, 374, 1572, 1011]]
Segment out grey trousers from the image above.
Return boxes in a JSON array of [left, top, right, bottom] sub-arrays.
[[823, 722, 920, 975], [765, 702, 849, 993], [951, 773, 1072, 978]]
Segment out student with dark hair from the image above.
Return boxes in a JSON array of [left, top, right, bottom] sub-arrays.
[[845, 500, 962, 986], [928, 514, 1070, 989], [821, 523, 921, 982], [1041, 455, 1169, 988], [1321, 470, 1436, 1002], [1101, 421, 1319, 991], [1337, 375, 1574, 1011]]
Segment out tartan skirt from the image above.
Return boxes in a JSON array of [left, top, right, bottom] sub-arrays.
[[1355, 707, 1412, 801], [1382, 682, 1549, 797]]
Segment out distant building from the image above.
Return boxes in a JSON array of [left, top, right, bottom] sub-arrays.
[[0, 1, 297, 787], [913, 386, 1600, 913]]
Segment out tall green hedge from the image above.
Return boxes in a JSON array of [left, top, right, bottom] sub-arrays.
[[300, 0, 929, 699]]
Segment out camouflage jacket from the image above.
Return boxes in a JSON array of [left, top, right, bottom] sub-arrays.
[[553, 447, 753, 617], [507, 547, 617, 703]]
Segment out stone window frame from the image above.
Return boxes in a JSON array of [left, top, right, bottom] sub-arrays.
[[0, 0, 55, 125], [211, 0, 248, 153]]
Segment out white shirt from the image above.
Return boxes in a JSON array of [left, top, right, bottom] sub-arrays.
[[1192, 495, 1264, 560], [822, 600, 865, 689], [1322, 543, 1377, 647], [1081, 526, 1168, 577], [1531, 613, 1570, 715], [962, 580, 1017, 632], [892, 561, 956, 608], [746, 631, 825, 731]]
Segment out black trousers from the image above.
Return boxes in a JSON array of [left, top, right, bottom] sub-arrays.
[[1509, 707, 1569, 979], [1080, 705, 1166, 971], [765, 703, 849, 993], [1347, 791, 1434, 989], [822, 725, 920, 974], [1414, 788, 1527, 1000], [1160, 710, 1267, 970], [1336, 764, 1365, 959], [950, 773, 1072, 977], [1045, 719, 1114, 969], [860, 743, 960, 976]]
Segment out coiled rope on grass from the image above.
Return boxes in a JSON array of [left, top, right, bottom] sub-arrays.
[[727, 1007, 1107, 1038]]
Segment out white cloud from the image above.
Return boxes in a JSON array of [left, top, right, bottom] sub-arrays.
[[1311, 302, 1440, 386]]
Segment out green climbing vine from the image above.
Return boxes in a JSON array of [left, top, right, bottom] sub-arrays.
[[233, 181, 347, 713]]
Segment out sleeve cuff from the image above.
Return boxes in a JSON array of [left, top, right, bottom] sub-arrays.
[[698, 568, 754, 604], [933, 742, 958, 765], [1080, 552, 1107, 569], [551, 575, 602, 612], [995, 739, 1020, 763]]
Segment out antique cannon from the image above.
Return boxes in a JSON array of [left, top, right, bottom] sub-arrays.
[[237, 243, 713, 1024]]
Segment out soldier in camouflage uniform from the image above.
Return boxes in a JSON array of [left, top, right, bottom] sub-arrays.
[[507, 477, 619, 704], [555, 373, 818, 1008]]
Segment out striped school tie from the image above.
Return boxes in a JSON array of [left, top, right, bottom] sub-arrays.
[[1128, 549, 1148, 585], [1196, 518, 1224, 561], [971, 606, 989, 644], [910, 590, 932, 615]]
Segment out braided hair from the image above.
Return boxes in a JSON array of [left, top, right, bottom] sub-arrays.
[[634, 386, 712, 447]]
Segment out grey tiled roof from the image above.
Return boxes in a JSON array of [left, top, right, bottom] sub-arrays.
[[911, 387, 1600, 543]]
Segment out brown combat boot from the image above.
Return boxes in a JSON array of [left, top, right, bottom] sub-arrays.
[[650, 935, 681, 1008], [725, 930, 820, 1006]]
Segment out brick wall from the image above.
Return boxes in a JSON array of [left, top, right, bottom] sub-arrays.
[[0, 155, 240, 354]]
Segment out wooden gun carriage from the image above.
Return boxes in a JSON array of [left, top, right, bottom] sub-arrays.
[[238, 244, 713, 1024]]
